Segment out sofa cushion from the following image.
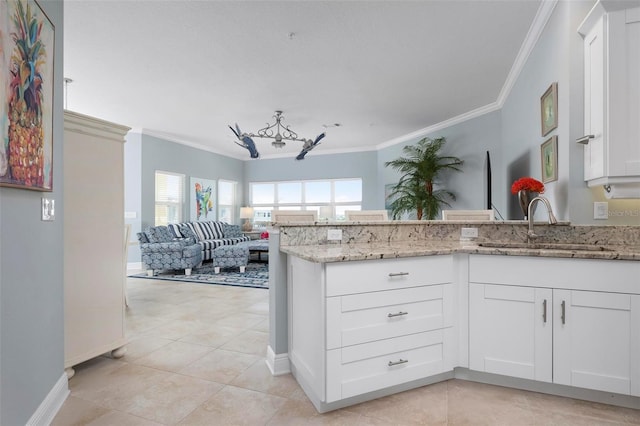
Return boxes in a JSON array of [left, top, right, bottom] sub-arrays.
[[136, 232, 150, 244], [222, 223, 243, 238], [192, 221, 224, 241], [145, 226, 173, 243]]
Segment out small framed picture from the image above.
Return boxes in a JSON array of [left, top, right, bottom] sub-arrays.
[[540, 82, 558, 136], [541, 136, 558, 183]]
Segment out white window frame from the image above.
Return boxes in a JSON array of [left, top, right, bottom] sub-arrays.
[[218, 179, 238, 224], [249, 178, 362, 223], [154, 170, 185, 226]]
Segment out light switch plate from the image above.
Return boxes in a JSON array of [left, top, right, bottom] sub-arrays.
[[42, 198, 55, 221], [593, 202, 608, 220]]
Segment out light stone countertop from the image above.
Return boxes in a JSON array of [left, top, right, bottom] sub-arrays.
[[279, 240, 640, 263]]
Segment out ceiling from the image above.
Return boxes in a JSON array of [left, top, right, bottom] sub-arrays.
[[63, 0, 543, 160]]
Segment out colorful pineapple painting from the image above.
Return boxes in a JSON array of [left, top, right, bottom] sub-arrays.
[[1, 0, 54, 190]]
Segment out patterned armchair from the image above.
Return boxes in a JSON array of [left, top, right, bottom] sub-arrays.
[[137, 226, 203, 276]]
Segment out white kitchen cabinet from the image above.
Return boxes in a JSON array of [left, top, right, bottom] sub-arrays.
[[63, 111, 130, 378], [554, 289, 640, 396], [469, 255, 640, 397], [469, 284, 552, 382], [288, 255, 455, 412], [578, 3, 640, 187]]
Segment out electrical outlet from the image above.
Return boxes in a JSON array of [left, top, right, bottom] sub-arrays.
[[327, 229, 342, 241], [594, 202, 608, 220], [460, 227, 478, 239]]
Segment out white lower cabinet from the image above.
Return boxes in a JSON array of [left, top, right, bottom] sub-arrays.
[[288, 255, 455, 410], [469, 255, 640, 397]]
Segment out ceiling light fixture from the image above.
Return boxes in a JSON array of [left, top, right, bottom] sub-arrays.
[[229, 110, 325, 160]]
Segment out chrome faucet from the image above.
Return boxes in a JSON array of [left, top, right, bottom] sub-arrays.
[[527, 196, 557, 241]]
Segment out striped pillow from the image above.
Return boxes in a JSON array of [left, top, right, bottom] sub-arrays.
[[193, 221, 225, 241]]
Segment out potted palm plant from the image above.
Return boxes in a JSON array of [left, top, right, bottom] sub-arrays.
[[385, 137, 463, 220]]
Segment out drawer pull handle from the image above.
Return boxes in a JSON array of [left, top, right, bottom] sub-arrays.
[[388, 359, 408, 367], [542, 299, 547, 323], [576, 134, 595, 145], [388, 311, 408, 318], [388, 272, 409, 277], [561, 300, 566, 325]]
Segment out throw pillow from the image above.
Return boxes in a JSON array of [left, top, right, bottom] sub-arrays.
[[177, 223, 198, 243], [136, 232, 149, 244], [222, 223, 243, 238], [145, 226, 173, 243]]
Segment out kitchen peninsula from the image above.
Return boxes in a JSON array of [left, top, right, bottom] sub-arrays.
[[269, 221, 640, 413]]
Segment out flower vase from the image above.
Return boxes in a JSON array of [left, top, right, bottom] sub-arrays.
[[517, 190, 538, 219]]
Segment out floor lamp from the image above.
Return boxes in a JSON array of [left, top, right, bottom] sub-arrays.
[[240, 207, 254, 232]]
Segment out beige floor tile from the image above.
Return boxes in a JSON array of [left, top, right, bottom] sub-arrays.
[[213, 311, 267, 329], [348, 381, 448, 425], [179, 348, 260, 384], [131, 340, 213, 372], [267, 398, 383, 426], [120, 373, 224, 424], [178, 385, 287, 425], [51, 396, 110, 426], [69, 362, 170, 410], [244, 300, 270, 315], [231, 359, 301, 397], [251, 318, 270, 332], [220, 329, 269, 355], [178, 324, 246, 347], [120, 335, 174, 361], [85, 410, 164, 426], [525, 391, 640, 425]]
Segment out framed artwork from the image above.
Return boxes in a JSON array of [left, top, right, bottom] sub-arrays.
[[189, 177, 216, 221], [0, 0, 55, 191], [540, 82, 558, 136], [541, 135, 558, 183]]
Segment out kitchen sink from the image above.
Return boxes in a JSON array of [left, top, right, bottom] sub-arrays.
[[477, 242, 614, 252]]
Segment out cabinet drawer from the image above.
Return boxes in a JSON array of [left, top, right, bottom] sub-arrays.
[[326, 256, 452, 297], [326, 330, 447, 402], [327, 285, 451, 349]]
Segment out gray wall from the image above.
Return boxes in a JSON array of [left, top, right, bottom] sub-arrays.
[[139, 134, 245, 231], [377, 111, 503, 219], [244, 151, 379, 208], [125, 132, 142, 262], [0, 1, 65, 424]]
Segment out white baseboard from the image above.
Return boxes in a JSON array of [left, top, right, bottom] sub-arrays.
[[127, 262, 143, 272], [26, 372, 69, 426], [265, 345, 290, 376]]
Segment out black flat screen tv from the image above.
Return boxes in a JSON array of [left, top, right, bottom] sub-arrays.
[[486, 151, 492, 211]]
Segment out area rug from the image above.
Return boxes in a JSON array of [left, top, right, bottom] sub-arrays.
[[129, 262, 268, 289]]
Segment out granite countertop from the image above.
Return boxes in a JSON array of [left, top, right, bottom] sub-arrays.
[[279, 240, 640, 263]]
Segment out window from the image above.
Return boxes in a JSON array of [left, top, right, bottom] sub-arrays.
[[218, 180, 238, 224], [250, 178, 362, 225], [155, 171, 184, 226]]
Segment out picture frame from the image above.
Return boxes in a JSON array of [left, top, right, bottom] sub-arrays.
[[541, 135, 558, 183], [190, 177, 216, 221], [0, 0, 55, 191], [540, 82, 558, 137]]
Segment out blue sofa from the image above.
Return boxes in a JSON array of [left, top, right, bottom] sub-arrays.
[[166, 221, 250, 261], [136, 226, 202, 276]]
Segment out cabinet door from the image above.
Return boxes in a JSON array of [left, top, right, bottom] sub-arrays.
[[583, 15, 605, 181], [469, 284, 552, 382], [554, 290, 640, 396]]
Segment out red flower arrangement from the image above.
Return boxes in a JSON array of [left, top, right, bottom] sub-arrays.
[[511, 177, 545, 194]]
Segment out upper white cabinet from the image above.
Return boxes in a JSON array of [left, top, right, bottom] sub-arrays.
[[578, 2, 640, 188]]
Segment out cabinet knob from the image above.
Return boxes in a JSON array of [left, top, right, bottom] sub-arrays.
[[576, 134, 595, 145]]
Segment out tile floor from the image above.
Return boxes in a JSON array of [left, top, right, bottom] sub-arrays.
[[53, 275, 640, 425]]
